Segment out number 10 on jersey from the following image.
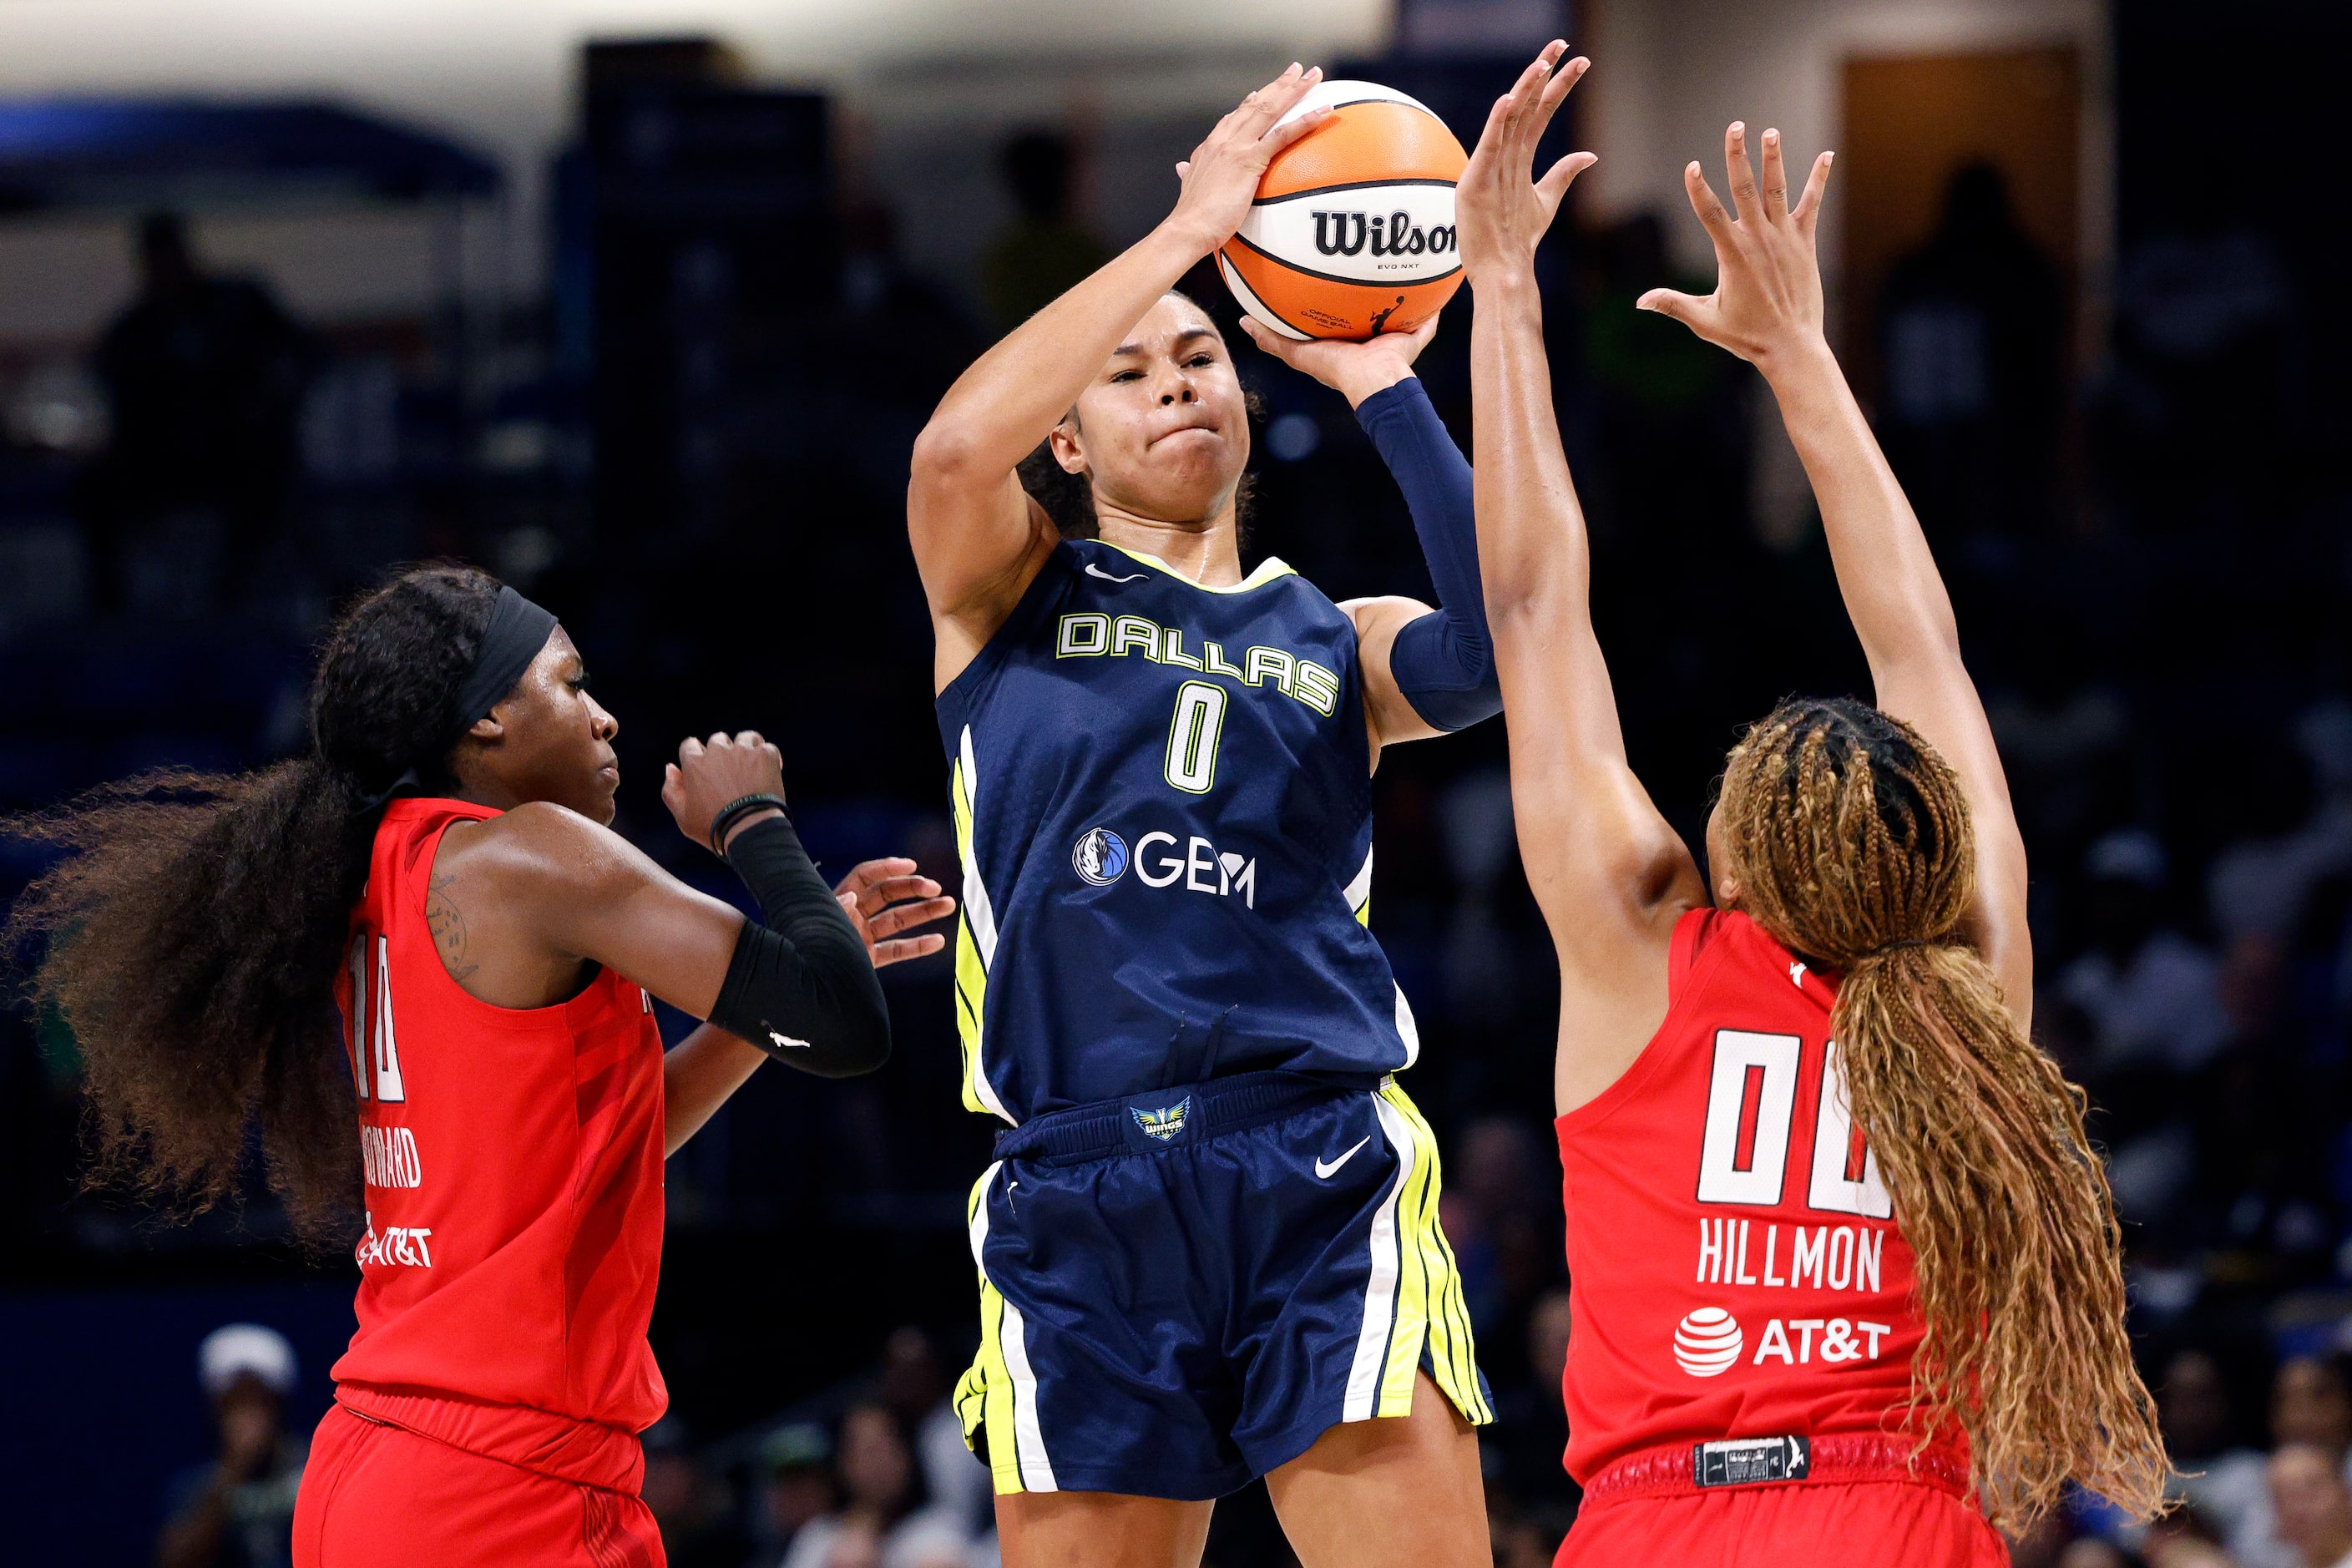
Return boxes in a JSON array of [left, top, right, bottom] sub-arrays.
[[1165, 681, 1229, 793]]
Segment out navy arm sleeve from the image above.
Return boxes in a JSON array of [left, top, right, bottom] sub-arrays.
[[707, 813, 890, 1076], [1355, 377, 1500, 732]]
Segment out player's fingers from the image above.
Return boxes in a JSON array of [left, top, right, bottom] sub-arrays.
[[871, 933, 948, 968], [706, 731, 731, 750], [1682, 160, 1737, 250], [1723, 122, 1761, 227], [868, 897, 958, 938], [1524, 50, 1585, 145], [1635, 288, 1708, 329], [1175, 160, 1191, 181], [677, 736, 705, 760], [1498, 46, 1555, 150], [862, 875, 944, 912], [1535, 150, 1598, 211], [1758, 128, 1788, 220], [733, 730, 765, 751], [1238, 316, 1305, 364], [1262, 104, 1333, 159], [833, 857, 915, 897], [1403, 311, 1441, 352], [1238, 63, 1311, 136], [1790, 150, 1834, 236]]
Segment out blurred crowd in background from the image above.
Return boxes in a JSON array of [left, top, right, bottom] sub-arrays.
[[2, 3, 2348, 1565]]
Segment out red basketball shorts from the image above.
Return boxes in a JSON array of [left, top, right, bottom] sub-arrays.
[[1558, 1439, 2006, 1567], [293, 1404, 665, 1568], [1560, 1479, 2006, 1566]]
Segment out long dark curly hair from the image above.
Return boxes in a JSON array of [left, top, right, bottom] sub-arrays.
[[4, 564, 507, 1246]]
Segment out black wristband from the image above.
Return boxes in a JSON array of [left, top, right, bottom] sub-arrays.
[[707, 792, 787, 857]]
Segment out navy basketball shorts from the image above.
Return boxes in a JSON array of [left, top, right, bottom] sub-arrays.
[[953, 1070, 1493, 1500]]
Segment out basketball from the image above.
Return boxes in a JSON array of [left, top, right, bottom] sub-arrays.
[[1218, 80, 1469, 341]]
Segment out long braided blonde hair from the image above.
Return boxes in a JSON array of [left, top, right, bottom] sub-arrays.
[[1715, 696, 2168, 1529]]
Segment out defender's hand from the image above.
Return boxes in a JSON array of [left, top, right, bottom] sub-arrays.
[[662, 731, 786, 852], [1162, 64, 1332, 258], [1455, 43, 1594, 286], [832, 857, 957, 969], [1239, 311, 1440, 407], [1636, 123, 1834, 371]]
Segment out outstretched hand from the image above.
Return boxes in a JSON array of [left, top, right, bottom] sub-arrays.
[[1637, 124, 1834, 370], [1164, 64, 1332, 259], [831, 858, 956, 969], [1239, 311, 1439, 407], [1455, 43, 1594, 286]]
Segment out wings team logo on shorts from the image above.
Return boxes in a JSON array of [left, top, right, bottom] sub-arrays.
[[1673, 1307, 1743, 1377], [1132, 1096, 1192, 1141], [1071, 827, 1129, 887]]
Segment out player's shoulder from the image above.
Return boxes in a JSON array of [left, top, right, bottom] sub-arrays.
[[436, 801, 641, 898], [1678, 908, 1832, 1016]]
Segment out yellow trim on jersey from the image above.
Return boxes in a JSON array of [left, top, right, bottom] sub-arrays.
[[948, 757, 994, 1118], [1098, 540, 1299, 594], [1373, 1080, 1494, 1425]]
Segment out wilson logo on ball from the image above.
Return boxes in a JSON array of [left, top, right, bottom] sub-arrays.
[[1673, 1307, 1744, 1378], [1309, 212, 1458, 259], [1219, 80, 1468, 341]]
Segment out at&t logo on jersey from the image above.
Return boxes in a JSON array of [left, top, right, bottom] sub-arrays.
[[355, 1211, 434, 1269], [1072, 827, 1129, 887], [1671, 1306, 1895, 1378], [1673, 1308, 1743, 1376]]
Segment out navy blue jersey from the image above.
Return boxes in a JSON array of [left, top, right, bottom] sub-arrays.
[[938, 538, 1419, 1124]]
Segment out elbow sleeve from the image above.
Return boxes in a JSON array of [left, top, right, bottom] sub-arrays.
[[1389, 609, 1501, 731], [706, 815, 890, 1076]]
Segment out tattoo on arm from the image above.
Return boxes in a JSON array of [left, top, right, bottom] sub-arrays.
[[424, 873, 478, 984]]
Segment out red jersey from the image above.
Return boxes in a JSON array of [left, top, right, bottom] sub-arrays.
[[328, 799, 668, 1455], [1554, 908, 1945, 1483]]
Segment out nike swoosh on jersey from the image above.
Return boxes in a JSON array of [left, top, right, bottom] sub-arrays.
[[1084, 562, 1147, 584], [1314, 1136, 1371, 1180]]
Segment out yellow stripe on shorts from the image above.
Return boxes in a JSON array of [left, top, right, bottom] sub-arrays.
[[955, 1161, 1059, 1494], [1362, 1080, 1494, 1426]]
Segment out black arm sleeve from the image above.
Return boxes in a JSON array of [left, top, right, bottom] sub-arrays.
[[706, 813, 890, 1076]]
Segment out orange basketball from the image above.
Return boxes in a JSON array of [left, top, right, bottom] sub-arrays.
[[1218, 81, 1469, 341]]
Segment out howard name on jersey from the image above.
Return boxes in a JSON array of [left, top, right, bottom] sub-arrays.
[[1555, 909, 1937, 1481], [937, 539, 1422, 1124]]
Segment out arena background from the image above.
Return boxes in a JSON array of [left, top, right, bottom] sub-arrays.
[[0, 2, 2344, 1564]]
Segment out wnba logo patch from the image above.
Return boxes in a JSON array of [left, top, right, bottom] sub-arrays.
[[1673, 1308, 1743, 1377], [1072, 827, 1128, 887], [1133, 1097, 1191, 1141]]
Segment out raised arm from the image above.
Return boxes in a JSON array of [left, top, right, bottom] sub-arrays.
[[909, 65, 1330, 690], [1242, 313, 1500, 756], [1638, 126, 2031, 1016], [1457, 46, 1707, 1111]]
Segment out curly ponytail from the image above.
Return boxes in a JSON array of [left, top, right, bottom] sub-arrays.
[[1717, 697, 2168, 1530], [5, 565, 504, 1246]]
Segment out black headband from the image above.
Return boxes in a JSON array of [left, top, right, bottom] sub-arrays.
[[453, 586, 560, 740], [352, 584, 559, 812]]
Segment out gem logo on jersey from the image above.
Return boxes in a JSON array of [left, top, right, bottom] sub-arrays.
[[1673, 1308, 1743, 1377], [1133, 1097, 1191, 1141], [1072, 827, 1129, 887]]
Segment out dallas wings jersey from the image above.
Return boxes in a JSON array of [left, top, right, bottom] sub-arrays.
[[938, 537, 1419, 1124]]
